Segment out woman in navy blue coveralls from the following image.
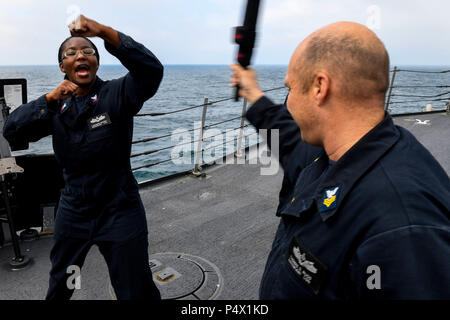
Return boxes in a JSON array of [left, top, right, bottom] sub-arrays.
[[3, 15, 163, 300]]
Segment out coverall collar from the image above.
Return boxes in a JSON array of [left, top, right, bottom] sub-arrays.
[[314, 112, 401, 221], [59, 76, 104, 128], [280, 113, 401, 221]]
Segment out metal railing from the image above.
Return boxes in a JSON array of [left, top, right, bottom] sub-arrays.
[[132, 67, 450, 178], [131, 86, 287, 175], [385, 66, 450, 110]]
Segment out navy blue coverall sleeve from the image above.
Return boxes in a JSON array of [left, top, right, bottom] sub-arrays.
[[2, 94, 54, 148], [246, 96, 323, 185], [104, 31, 163, 116], [350, 225, 450, 299]]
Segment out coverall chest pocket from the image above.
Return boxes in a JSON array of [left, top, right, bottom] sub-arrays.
[[82, 125, 116, 166], [85, 125, 114, 143]]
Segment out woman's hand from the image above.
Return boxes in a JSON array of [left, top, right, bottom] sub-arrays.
[[68, 15, 103, 38], [68, 14, 120, 48], [45, 80, 79, 104]]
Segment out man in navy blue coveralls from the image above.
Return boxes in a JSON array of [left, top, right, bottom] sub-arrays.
[[231, 22, 450, 299], [3, 15, 163, 300]]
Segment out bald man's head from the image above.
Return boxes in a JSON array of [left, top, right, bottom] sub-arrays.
[[291, 22, 390, 103]]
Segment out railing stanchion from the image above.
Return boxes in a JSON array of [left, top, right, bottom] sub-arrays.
[[193, 97, 208, 176], [235, 98, 247, 158], [385, 66, 397, 111]]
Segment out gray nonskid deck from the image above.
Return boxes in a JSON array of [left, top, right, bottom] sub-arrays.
[[141, 161, 283, 300], [0, 111, 448, 300], [391, 112, 449, 173], [0, 157, 283, 300]]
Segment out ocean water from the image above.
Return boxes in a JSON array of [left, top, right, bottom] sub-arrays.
[[1, 65, 449, 182]]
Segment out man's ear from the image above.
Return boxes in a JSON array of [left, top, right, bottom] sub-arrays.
[[312, 72, 330, 105]]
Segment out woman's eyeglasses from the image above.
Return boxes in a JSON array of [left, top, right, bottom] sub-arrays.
[[63, 48, 96, 59]]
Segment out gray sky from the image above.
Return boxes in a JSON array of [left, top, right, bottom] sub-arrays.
[[1, 0, 450, 65]]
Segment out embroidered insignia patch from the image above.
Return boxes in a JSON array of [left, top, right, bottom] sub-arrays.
[[285, 236, 328, 295], [319, 186, 340, 212]]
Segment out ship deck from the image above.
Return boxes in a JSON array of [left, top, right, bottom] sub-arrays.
[[0, 111, 448, 300]]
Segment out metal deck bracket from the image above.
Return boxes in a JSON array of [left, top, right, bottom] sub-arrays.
[[0, 91, 31, 270], [0, 157, 24, 177]]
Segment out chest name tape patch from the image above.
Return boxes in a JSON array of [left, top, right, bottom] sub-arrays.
[[285, 236, 328, 295], [87, 112, 112, 130]]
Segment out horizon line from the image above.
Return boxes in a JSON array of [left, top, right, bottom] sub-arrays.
[[0, 63, 288, 67], [1, 63, 450, 67]]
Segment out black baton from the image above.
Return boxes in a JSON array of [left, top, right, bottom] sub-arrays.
[[234, 0, 261, 101]]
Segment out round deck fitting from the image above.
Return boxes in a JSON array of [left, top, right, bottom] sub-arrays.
[[9, 255, 31, 270], [19, 229, 39, 241], [109, 252, 223, 300]]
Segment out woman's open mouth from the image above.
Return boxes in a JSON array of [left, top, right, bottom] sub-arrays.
[[75, 64, 90, 78]]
